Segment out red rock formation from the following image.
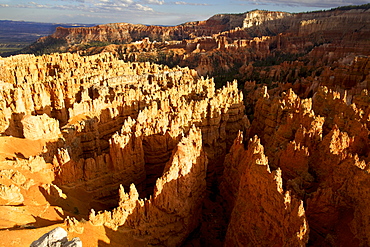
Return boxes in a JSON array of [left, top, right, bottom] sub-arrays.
[[242, 87, 370, 246], [0, 52, 248, 246], [87, 126, 207, 245], [222, 135, 309, 246], [34, 18, 233, 51], [2, 5, 370, 247]]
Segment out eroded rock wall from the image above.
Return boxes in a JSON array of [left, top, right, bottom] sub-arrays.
[[234, 87, 370, 246], [222, 135, 309, 246], [1, 7, 370, 244], [0, 52, 248, 246], [88, 126, 207, 246]]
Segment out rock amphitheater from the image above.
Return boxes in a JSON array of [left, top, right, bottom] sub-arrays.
[[1, 6, 370, 247]]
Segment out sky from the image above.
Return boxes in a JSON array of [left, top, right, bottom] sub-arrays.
[[0, 0, 369, 26]]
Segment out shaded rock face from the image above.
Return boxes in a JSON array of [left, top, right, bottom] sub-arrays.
[[215, 83, 370, 247], [222, 135, 308, 246]]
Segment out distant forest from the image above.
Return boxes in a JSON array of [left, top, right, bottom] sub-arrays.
[[0, 20, 95, 55]]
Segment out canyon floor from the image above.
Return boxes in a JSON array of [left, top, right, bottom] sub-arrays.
[[1, 5, 370, 247]]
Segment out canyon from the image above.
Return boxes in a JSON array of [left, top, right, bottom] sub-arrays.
[[1, 4, 370, 246]]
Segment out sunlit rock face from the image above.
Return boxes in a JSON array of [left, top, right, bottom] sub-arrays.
[[0, 52, 247, 246], [2, 5, 370, 247]]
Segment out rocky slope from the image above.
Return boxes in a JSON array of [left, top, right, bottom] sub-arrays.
[[243, 86, 370, 246], [37, 5, 367, 92], [1, 4, 370, 247], [1, 53, 370, 247], [0, 52, 248, 246]]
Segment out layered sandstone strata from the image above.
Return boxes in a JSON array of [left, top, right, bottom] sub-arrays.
[[16, 7, 370, 83]]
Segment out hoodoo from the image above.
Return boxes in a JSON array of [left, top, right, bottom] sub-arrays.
[[1, 4, 370, 247]]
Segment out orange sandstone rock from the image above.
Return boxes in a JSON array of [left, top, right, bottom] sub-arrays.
[[86, 126, 207, 246], [0, 52, 248, 246], [223, 136, 309, 246]]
